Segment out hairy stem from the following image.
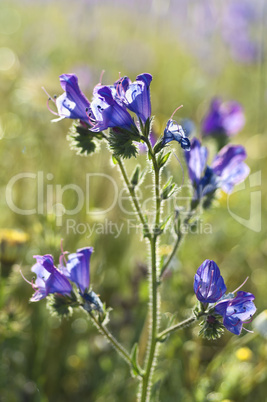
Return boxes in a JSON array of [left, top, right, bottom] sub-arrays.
[[116, 157, 151, 238], [88, 311, 135, 373], [139, 140, 161, 402], [157, 313, 205, 340]]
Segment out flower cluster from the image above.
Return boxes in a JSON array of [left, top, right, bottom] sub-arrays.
[[53, 73, 152, 131], [194, 260, 256, 336], [185, 137, 250, 207], [47, 72, 191, 158], [24, 247, 103, 314]]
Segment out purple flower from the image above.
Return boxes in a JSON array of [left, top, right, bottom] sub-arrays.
[[185, 138, 250, 201], [211, 144, 250, 193], [62, 247, 93, 294], [90, 85, 135, 132], [114, 73, 152, 123], [55, 74, 91, 123], [30, 255, 72, 302], [215, 291, 256, 335], [202, 98, 245, 137], [194, 259, 226, 303], [162, 119, 191, 150]]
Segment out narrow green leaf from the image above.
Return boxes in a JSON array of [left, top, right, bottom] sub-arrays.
[[157, 151, 172, 169], [130, 165, 141, 187]]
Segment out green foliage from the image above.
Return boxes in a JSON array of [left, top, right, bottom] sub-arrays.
[[161, 176, 176, 200], [108, 126, 141, 159], [157, 150, 172, 169], [68, 122, 104, 155], [47, 292, 78, 318], [198, 315, 225, 340], [130, 164, 141, 187]]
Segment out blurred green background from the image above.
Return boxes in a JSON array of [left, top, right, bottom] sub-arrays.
[[0, 1, 267, 401]]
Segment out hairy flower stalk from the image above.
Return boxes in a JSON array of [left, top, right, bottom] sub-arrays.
[[138, 136, 162, 402], [88, 310, 135, 372]]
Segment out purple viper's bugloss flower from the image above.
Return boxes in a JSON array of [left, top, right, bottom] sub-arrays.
[[63, 247, 93, 294], [194, 259, 226, 303], [202, 98, 245, 137], [215, 291, 256, 335], [210, 143, 250, 193], [30, 255, 72, 302], [115, 73, 152, 124], [162, 119, 190, 150], [185, 138, 250, 201], [90, 85, 135, 132], [55, 74, 92, 123]]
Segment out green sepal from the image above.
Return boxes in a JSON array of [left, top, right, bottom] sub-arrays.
[[157, 151, 172, 169], [138, 117, 152, 138], [130, 343, 143, 378], [198, 315, 225, 340], [68, 121, 103, 155], [47, 291, 78, 318], [108, 126, 141, 159], [144, 117, 152, 138]]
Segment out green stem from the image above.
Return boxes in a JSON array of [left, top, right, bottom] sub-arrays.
[[116, 157, 151, 238], [88, 311, 134, 372], [157, 314, 205, 341], [140, 237, 159, 401], [140, 140, 161, 402]]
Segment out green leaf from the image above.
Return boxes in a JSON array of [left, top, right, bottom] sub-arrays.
[[108, 126, 141, 159], [157, 151, 172, 169], [67, 121, 103, 156], [153, 140, 164, 154], [159, 214, 172, 233], [112, 155, 118, 165], [161, 177, 177, 200], [130, 165, 141, 187]]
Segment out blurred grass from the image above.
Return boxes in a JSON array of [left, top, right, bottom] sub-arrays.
[[0, 0, 267, 401]]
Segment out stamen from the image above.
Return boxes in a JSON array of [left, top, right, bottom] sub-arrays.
[[243, 327, 254, 333], [232, 318, 241, 326], [99, 69, 105, 85], [232, 276, 249, 293], [60, 239, 68, 266], [46, 98, 60, 116], [42, 87, 56, 104], [243, 315, 254, 325], [20, 270, 38, 290], [85, 108, 96, 126], [170, 105, 183, 120], [20, 269, 33, 286]]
